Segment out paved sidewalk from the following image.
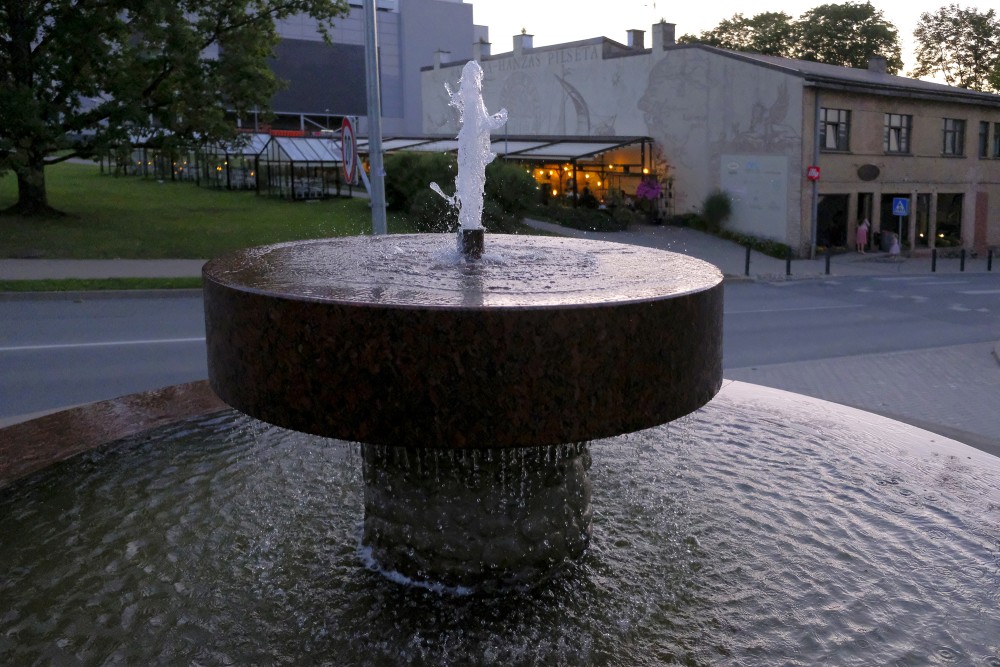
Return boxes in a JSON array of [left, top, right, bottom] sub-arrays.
[[522, 218, 998, 279], [0, 258, 207, 280]]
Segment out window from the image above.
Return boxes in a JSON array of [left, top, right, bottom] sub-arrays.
[[978, 121, 989, 158], [942, 118, 965, 156], [883, 114, 911, 153], [994, 122, 1000, 158], [819, 108, 850, 151]]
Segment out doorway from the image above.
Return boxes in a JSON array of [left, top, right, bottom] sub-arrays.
[[817, 194, 849, 248]]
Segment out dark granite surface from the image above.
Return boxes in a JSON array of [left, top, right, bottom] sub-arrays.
[[204, 235, 724, 448]]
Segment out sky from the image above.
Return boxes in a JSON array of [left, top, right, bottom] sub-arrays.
[[470, 0, 952, 76]]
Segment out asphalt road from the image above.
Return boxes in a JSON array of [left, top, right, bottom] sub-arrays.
[[724, 273, 1000, 367], [1, 275, 998, 439]]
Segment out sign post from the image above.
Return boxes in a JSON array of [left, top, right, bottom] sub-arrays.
[[891, 197, 909, 247]]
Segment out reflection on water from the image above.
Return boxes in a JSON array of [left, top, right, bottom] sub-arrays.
[[1, 388, 998, 666]]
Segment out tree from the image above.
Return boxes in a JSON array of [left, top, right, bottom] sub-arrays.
[[796, 2, 903, 73], [0, 0, 349, 216], [679, 12, 799, 57], [911, 5, 1000, 91], [680, 3, 902, 74]]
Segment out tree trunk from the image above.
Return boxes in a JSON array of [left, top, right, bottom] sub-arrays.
[[5, 156, 62, 217]]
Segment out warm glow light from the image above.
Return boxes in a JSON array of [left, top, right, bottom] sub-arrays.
[[584, 173, 590, 179], [552, 189, 558, 196], [597, 181, 602, 187], [938, 233, 945, 238], [548, 170, 554, 176], [642, 167, 649, 174]]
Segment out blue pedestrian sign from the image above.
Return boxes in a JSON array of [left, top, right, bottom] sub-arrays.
[[892, 197, 910, 217]]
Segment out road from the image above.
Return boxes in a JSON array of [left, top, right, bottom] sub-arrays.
[[1, 275, 998, 450]]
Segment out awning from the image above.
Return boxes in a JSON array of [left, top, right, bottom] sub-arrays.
[[359, 135, 651, 163]]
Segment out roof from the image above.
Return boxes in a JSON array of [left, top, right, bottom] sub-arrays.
[[358, 135, 651, 161], [687, 45, 1000, 107], [264, 135, 343, 162]]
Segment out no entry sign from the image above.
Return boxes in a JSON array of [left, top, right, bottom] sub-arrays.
[[341, 117, 358, 184], [806, 165, 821, 181]]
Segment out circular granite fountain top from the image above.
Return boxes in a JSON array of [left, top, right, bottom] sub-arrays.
[[202, 234, 724, 447], [203, 234, 722, 308]]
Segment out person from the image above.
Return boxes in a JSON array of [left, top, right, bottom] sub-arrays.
[[856, 218, 870, 254], [889, 232, 900, 258]]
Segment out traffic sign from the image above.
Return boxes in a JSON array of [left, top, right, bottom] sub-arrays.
[[806, 165, 821, 181], [892, 197, 910, 217], [341, 117, 358, 184]]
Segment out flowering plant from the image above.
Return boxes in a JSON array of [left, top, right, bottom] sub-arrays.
[[635, 177, 662, 201]]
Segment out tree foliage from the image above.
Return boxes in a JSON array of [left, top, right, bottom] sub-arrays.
[[0, 0, 350, 216], [680, 2, 902, 74], [911, 5, 1000, 92], [796, 2, 902, 72], [679, 12, 799, 58]]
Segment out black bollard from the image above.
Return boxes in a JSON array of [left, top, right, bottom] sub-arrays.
[[960, 248, 966, 272], [989, 248, 994, 272], [785, 247, 792, 277], [931, 248, 937, 273], [825, 247, 831, 275], [745, 245, 751, 277]]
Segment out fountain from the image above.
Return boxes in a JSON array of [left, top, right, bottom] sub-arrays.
[[1, 60, 998, 664]]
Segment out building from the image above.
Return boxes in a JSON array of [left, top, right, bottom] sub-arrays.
[[421, 23, 1000, 255], [257, 0, 483, 135]]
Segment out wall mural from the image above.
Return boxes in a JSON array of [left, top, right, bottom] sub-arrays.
[[422, 45, 804, 238]]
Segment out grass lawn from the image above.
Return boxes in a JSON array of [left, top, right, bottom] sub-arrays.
[[0, 162, 420, 259]]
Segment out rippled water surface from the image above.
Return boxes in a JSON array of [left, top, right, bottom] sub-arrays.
[[2, 389, 998, 666]]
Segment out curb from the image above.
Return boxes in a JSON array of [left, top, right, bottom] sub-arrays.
[[0, 288, 204, 301], [994, 341, 1000, 367]]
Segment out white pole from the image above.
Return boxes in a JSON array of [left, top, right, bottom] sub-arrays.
[[364, 0, 388, 235]]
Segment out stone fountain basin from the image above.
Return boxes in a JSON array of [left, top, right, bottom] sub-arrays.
[[201, 234, 724, 448]]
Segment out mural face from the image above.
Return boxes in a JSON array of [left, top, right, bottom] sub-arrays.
[[638, 53, 711, 169]]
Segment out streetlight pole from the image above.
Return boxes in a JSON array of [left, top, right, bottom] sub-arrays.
[[364, 0, 388, 235]]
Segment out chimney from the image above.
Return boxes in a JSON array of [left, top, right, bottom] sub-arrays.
[[513, 31, 533, 55], [651, 22, 676, 52], [868, 55, 887, 74], [473, 39, 491, 61], [433, 49, 450, 69], [627, 29, 645, 49]]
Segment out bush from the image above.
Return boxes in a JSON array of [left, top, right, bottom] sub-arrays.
[[702, 190, 732, 233], [384, 151, 538, 232], [383, 151, 456, 211], [538, 204, 630, 232], [484, 160, 537, 216], [408, 188, 456, 232]]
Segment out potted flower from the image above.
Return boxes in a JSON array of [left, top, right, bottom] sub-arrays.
[[634, 176, 662, 224]]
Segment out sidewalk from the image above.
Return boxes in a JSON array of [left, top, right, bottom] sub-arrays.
[[0, 258, 207, 280], [521, 218, 998, 280]]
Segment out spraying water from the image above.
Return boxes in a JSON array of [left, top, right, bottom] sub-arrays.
[[431, 60, 508, 250]]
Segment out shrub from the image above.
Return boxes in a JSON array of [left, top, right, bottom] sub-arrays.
[[484, 160, 537, 217], [383, 151, 456, 211], [408, 188, 456, 232], [539, 204, 629, 232], [702, 190, 732, 232]]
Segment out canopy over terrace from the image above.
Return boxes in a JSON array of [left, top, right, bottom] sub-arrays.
[[358, 135, 655, 205]]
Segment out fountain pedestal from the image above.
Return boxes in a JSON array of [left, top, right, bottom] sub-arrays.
[[203, 234, 723, 590], [363, 443, 591, 591]]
